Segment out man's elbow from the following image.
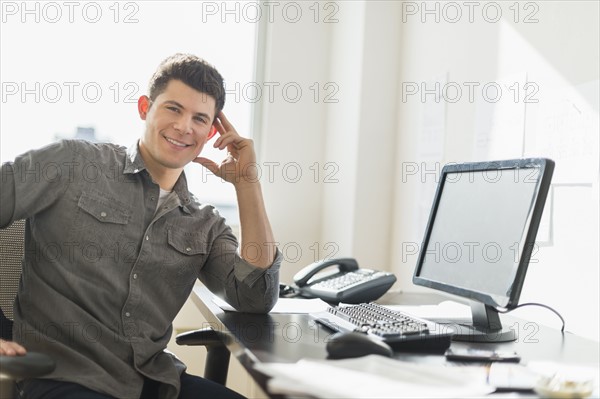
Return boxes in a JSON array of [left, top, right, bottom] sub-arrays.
[[235, 276, 279, 314]]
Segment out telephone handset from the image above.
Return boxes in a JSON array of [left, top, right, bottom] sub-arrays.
[[292, 258, 396, 304], [293, 258, 359, 286]]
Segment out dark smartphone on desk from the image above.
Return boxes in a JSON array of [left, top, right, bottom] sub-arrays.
[[445, 348, 521, 363]]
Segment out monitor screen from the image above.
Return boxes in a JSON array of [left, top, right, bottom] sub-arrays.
[[413, 158, 554, 342]]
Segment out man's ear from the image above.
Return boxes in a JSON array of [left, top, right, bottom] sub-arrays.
[[138, 96, 150, 120], [207, 125, 217, 141]]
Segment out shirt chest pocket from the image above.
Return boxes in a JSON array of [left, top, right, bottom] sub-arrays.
[[78, 192, 131, 224], [69, 191, 132, 251], [162, 226, 209, 288]]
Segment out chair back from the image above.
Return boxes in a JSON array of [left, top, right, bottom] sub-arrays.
[[0, 219, 25, 340]]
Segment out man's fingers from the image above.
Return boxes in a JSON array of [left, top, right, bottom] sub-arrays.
[[212, 112, 242, 149], [213, 116, 225, 134], [0, 339, 27, 356], [216, 111, 233, 130], [213, 132, 242, 151]]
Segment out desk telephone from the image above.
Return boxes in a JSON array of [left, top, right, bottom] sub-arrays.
[[292, 258, 397, 304]]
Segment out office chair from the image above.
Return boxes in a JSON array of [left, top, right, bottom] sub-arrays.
[[0, 220, 56, 398], [0, 220, 230, 398]]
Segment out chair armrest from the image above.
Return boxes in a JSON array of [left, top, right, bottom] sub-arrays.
[[175, 327, 223, 347], [175, 327, 230, 385], [0, 352, 56, 379]]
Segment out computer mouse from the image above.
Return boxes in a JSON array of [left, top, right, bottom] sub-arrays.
[[326, 331, 393, 359]]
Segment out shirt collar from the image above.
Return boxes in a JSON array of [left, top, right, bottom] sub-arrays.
[[173, 172, 194, 214], [124, 141, 194, 214], [124, 141, 146, 174]]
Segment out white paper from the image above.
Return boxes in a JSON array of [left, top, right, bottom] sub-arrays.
[[473, 73, 527, 161], [488, 361, 600, 397], [416, 73, 447, 239], [525, 80, 600, 185], [488, 363, 540, 391], [383, 300, 472, 322], [254, 355, 493, 398], [212, 295, 330, 314], [419, 74, 446, 161], [527, 361, 599, 386]]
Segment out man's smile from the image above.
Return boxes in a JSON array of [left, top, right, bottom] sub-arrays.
[[163, 135, 193, 148]]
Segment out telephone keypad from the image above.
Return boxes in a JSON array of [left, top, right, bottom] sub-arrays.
[[311, 270, 382, 292]]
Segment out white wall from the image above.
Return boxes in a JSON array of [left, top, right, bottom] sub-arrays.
[[321, 2, 401, 269], [259, 1, 402, 282], [259, 1, 599, 341], [389, 1, 599, 342], [255, 3, 331, 284]]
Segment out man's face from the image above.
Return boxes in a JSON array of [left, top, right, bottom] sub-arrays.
[[138, 79, 216, 172]]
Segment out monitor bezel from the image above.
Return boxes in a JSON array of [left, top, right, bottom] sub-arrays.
[[412, 158, 555, 310]]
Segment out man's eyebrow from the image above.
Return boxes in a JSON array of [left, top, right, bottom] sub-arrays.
[[164, 100, 211, 120]]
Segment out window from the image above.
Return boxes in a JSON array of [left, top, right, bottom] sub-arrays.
[[1, 1, 260, 225]]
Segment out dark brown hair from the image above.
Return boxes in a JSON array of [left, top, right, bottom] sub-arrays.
[[148, 53, 225, 117]]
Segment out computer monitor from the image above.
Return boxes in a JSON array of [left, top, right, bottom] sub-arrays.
[[413, 158, 554, 342]]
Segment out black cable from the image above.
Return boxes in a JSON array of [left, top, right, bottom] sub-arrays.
[[497, 302, 565, 333]]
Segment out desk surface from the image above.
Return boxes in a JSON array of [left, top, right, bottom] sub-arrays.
[[191, 285, 599, 396]]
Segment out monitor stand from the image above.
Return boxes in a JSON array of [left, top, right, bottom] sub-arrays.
[[451, 302, 516, 343]]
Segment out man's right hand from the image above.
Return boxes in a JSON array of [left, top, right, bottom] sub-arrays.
[[0, 339, 26, 356]]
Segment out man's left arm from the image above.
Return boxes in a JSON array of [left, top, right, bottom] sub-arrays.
[[194, 112, 280, 311], [233, 180, 277, 268], [195, 111, 277, 267]]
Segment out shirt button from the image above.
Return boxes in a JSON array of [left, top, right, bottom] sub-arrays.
[[100, 212, 107, 218], [134, 168, 139, 173], [150, 196, 155, 201], [125, 312, 131, 317], [186, 247, 191, 252], [133, 273, 138, 279], [145, 236, 149, 241]]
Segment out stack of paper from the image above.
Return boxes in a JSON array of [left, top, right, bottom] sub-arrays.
[[212, 295, 330, 314], [254, 355, 494, 398], [489, 361, 599, 397], [383, 300, 473, 322]]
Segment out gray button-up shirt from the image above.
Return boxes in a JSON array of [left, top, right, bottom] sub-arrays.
[[0, 139, 281, 398]]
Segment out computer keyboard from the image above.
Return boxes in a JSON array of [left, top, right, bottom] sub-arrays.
[[312, 302, 454, 353]]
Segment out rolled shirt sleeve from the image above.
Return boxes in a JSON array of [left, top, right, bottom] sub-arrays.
[[198, 220, 282, 313]]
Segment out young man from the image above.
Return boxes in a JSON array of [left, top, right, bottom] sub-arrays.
[[0, 54, 281, 398]]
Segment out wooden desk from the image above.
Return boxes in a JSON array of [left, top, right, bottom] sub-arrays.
[[191, 285, 600, 396]]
